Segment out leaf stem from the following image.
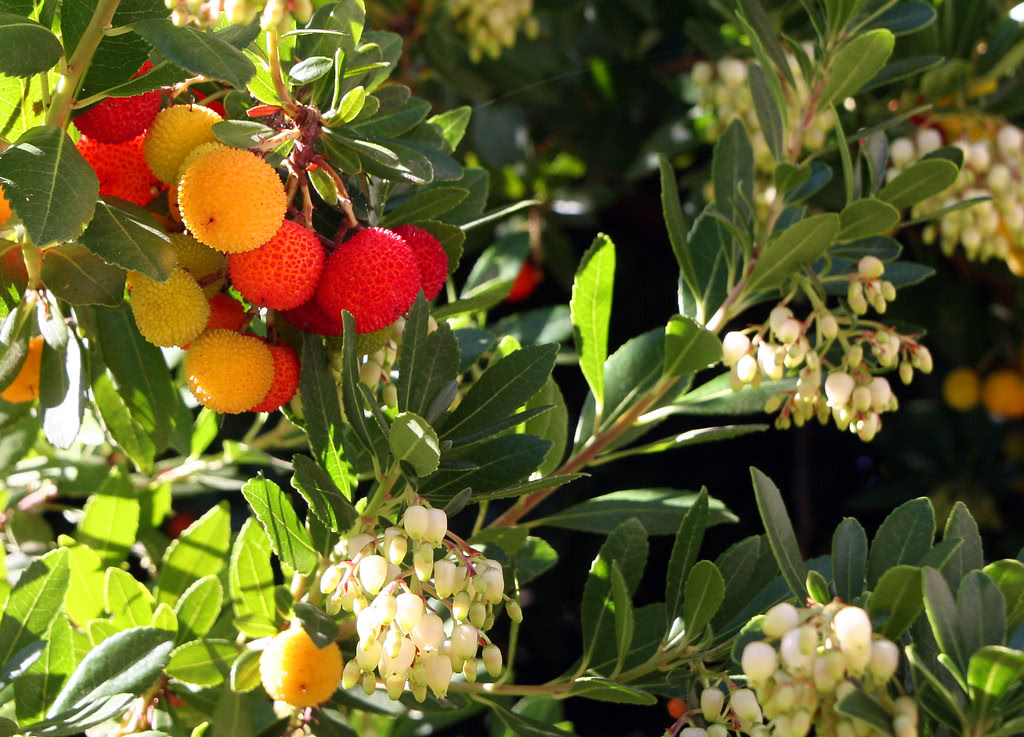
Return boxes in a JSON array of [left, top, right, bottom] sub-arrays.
[[45, 0, 122, 128], [267, 29, 300, 117]]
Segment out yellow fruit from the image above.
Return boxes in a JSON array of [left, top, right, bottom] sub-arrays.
[[184, 329, 274, 413], [143, 105, 222, 184], [942, 367, 981, 412], [1, 335, 43, 403], [170, 233, 226, 297], [259, 624, 343, 707], [177, 141, 227, 178], [178, 146, 287, 253], [981, 368, 1024, 419], [0, 184, 11, 226], [129, 266, 210, 347]]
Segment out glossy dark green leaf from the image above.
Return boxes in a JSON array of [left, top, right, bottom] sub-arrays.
[[879, 159, 959, 208], [78, 197, 176, 281], [835, 690, 895, 736], [663, 314, 721, 379], [862, 55, 944, 92], [868, 497, 934, 588], [211, 120, 277, 148], [481, 698, 580, 737], [712, 119, 754, 226], [300, 333, 355, 494], [131, 19, 255, 89], [967, 646, 1024, 719], [0, 126, 98, 246], [229, 648, 262, 693], [242, 476, 318, 576], [608, 561, 633, 674], [389, 411, 440, 476], [868, 564, 923, 639], [515, 536, 558, 585], [821, 29, 895, 106], [942, 501, 983, 590], [567, 677, 656, 705], [863, 1, 936, 35], [291, 454, 358, 532], [381, 186, 468, 226], [832, 517, 868, 602], [156, 502, 231, 606], [417, 434, 553, 502], [294, 602, 340, 649], [745, 214, 840, 295], [985, 559, 1024, 632], [524, 376, 568, 477], [958, 571, 1006, 657], [60, 536, 105, 627], [24, 693, 135, 737], [91, 370, 155, 474], [397, 293, 455, 417], [289, 55, 333, 83], [750, 467, 807, 600], [351, 96, 431, 137], [657, 155, 696, 294], [570, 233, 615, 413], [748, 63, 783, 161], [0, 12, 62, 76], [923, 566, 968, 676], [682, 560, 724, 645], [837, 199, 900, 240]]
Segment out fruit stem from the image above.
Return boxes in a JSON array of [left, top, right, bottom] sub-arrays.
[[45, 0, 122, 128]]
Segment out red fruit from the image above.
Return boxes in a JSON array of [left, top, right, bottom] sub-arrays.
[[666, 698, 686, 720], [77, 133, 160, 207], [73, 62, 162, 144], [505, 260, 543, 303], [166, 511, 197, 539], [250, 343, 300, 412], [191, 89, 226, 118], [392, 224, 449, 301], [315, 227, 421, 334], [206, 293, 246, 331], [228, 220, 325, 310], [281, 297, 342, 336]]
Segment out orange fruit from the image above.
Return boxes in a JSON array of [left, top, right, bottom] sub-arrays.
[[1, 335, 44, 403], [259, 624, 343, 707], [981, 368, 1024, 419], [942, 367, 981, 412]]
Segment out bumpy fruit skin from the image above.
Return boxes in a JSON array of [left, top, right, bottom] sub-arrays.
[[143, 104, 222, 184], [981, 368, 1024, 419], [259, 625, 343, 707], [170, 233, 226, 296], [77, 133, 160, 207], [1, 335, 43, 403], [205, 293, 246, 332], [178, 146, 287, 253], [392, 225, 448, 301], [185, 329, 274, 413], [229, 220, 324, 309], [281, 297, 342, 336], [315, 228, 421, 334], [0, 185, 11, 226], [129, 266, 210, 347], [250, 343, 300, 412], [942, 367, 981, 412], [73, 62, 161, 143]]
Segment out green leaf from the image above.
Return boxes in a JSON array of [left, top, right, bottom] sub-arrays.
[[24, 693, 135, 737], [242, 476, 318, 575], [868, 564, 924, 639], [480, 698, 579, 737], [289, 55, 333, 83], [78, 197, 176, 282], [293, 601, 340, 649], [524, 376, 568, 477], [381, 186, 468, 226], [567, 677, 656, 705], [389, 411, 440, 476], [665, 489, 710, 624], [748, 63, 783, 161], [923, 567, 968, 676], [174, 575, 223, 643], [91, 370, 155, 474], [835, 690, 895, 737], [229, 517, 275, 625], [351, 96, 431, 137], [60, 537, 105, 627], [864, 2, 936, 35], [515, 536, 558, 586], [14, 612, 74, 723], [39, 335, 85, 449], [879, 159, 959, 209], [0, 300, 33, 393], [151, 603, 177, 633], [837, 199, 901, 240], [418, 434, 554, 502], [832, 517, 868, 602], [229, 648, 262, 693], [868, 497, 935, 588], [338, 134, 433, 184], [166, 639, 239, 687], [156, 502, 231, 606], [712, 119, 754, 226], [958, 571, 1006, 657], [47, 627, 175, 716], [745, 214, 840, 295], [658, 155, 696, 293], [438, 343, 557, 441], [738, 0, 795, 87], [291, 454, 358, 532], [0, 13, 62, 76], [943, 501, 983, 590], [76, 470, 139, 568], [211, 120, 277, 148], [985, 559, 1024, 632], [608, 561, 633, 675], [396, 293, 459, 418], [338, 311, 388, 462], [570, 233, 615, 415], [300, 333, 355, 495], [750, 467, 807, 600], [905, 644, 965, 730], [821, 29, 895, 106], [663, 314, 721, 379], [131, 19, 255, 89], [0, 125, 98, 246], [580, 518, 648, 665], [428, 105, 471, 151], [105, 567, 154, 630], [0, 548, 69, 684], [967, 646, 1024, 719]]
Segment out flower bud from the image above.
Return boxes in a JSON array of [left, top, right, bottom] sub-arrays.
[[425, 507, 448, 545], [777, 318, 802, 345], [325, 588, 344, 615], [424, 652, 453, 698], [833, 606, 872, 652], [361, 671, 376, 695], [346, 533, 374, 558], [410, 683, 427, 702], [480, 566, 505, 603], [774, 683, 795, 713], [385, 672, 405, 700], [450, 623, 479, 660], [383, 627, 404, 659], [820, 313, 839, 340], [968, 141, 991, 170], [691, 61, 713, 85], [722, 331, 751, 366], [680, 729, 708, 737], [707, 726, 728, 737], [320, 564, 343, 594], [770, 306, 794, 335], [384, 528, 408, 565], [736, 354, 758, 383], [717, 57, 746, 86], [483, 644, 503, 677], [373, 592, 397, 625], [893, 714, 917, 737], [762, 602, 799, 637], [790, 709, 812, 737], [357, 606, 384, 644], [889, 137, 915, 167], [434, 559, 458, 598], [342, 659, 362, 689], [780, 628, 813, 675], [403, 504, 429, 540], [998, 124, 1024, 154], [730, 688, 763, 723], [383, 382, 398, 409], [916, 127, 942, 154], [462, 657, 478, 682], [700, 687, 724, 722], [355, 634, 382, 671], [411, 612, 445, 652], [379, 635, 415, 677], [452, 590, 472, 621], [911, 346, 933, 373], [758, 342, 783, 381], [894, 696, 918, 723], [506, 600, 523, 623], [414, 541, 434, 581], [470, 601, 488, 628], [851, 385, 872, 412], [358, 555, 389, 595], [741, 641, 778, 682], [395, 592, 423, 633], [825, 372, 855, 407], [847, 281, 867, 315], [868, 638, 900, 681]]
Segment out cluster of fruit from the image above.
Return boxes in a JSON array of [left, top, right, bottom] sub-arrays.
[[690, 56, 834, 175], [721, 257, 932, 441], [445, 0, 539, 62], [678, 602, 913, 737], [259, 503, 513, 708], [68, 74, 448, 416], [942, 364, 1024, 419], [888, 120, 1024, 270]]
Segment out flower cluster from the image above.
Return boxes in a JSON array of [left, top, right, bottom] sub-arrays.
[[163, 0, 312, 30], [446, 0, 539, 62], [675, 602, 917, 737], [721, 257, 932, 441], [319, 504, 516, 702], [888, 120, 1024, 268]]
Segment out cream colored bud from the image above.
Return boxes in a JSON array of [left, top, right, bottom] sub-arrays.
[[361, 671, 376, 694], [741, 641, 778, 682], [774, 682, 795, 713], [385, 672, 405, 700], [414, 541, 434, 581], [506, 599, 523, 622], [912, 346, 933, 373], [769, 306, 794, 335], [395, 592, 424, 633], [820, 314, 839, 340], [893, 714, 917, 737], [736, 354, 758, 383], [790, 709, 812, 737], [989, 163, 1012, 193], [452, 590, 472, 621], [851, 385, 872, 412], [835, 679, 856, 702], [411, 613, 445, 652], [383, 627, 403, 659], [834, 606, 872, 651], [858, 256, 885, 280], [403, 505, 429, 540], [680, 729, 708, 737], [916, 127, 942, 154], [424, 652, 453, 698], [373, 592, 397, 624], [717, 57, 747, 86], [320, 564, 343, 594], [356, 606, 384, 644], [450, 623, 479, 660], [386, 534, 408, 566], [482, 643, 503, 677], [425, 507, 448, 545], [889, 137, 916, 167], [379, 635, 415, 678], [868, 377, 892, 411], [700, 687, 725, 722], [358, 555, 389, 595], [998, 124, 1023, 155], [359, 359, 381, 386], [780, 627, 813, 675], [777, 318, 802, 345], [722, 331, 751, 366], [868, 639, 900, 681], [383, 382, 398, 409], [762, 602, 799, 637], [356, 636, 382, 671], [730, 688, 762, 723], [894, 696, 918, 722], [825, 372, 855, 407], [342, 659, 361, 689], [480, 566, 505, 603], [434, 559, 458, 598], [691, 61, 713, 84], [968, 141, 991, 170], [757, 342, 783, 381], [707, 726, 728, 737], [462, 657, 478, 682], [847, 281, 868, 314], [346, 533, 374, 558]]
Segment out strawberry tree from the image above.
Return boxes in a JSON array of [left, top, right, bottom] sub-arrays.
[[1, 1, 1024, 736]]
